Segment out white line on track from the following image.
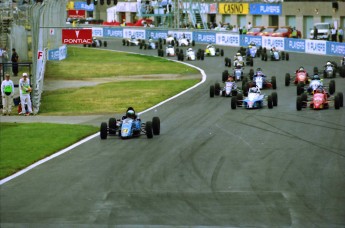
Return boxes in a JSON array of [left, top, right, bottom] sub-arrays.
[[0, 53, 207, 185]]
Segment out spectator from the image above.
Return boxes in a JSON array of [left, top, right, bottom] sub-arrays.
[[232, 25, 238, 33], [331, 27, 337, 42], [292, 27, 298, 38], [1, 73, 14, 116], [338, 27, 343, 42], [242, 26, 247, 34], [11, 48, 19, 76], [313, 26, 318, 40], [19, 72, 33, 115], [247, 22, 252, 30]]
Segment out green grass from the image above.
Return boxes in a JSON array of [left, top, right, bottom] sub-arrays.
[[40, 79, 199, 115], [0, 123, 98, 179], [45, 47, 199, 79]]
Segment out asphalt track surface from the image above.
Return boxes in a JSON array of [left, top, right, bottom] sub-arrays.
[[1, 39, 345, 227]]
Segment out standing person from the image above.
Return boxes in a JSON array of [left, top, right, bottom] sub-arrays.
[[292, 27, 298, 38], [11, 48, 19, 76], [19, 72, 32, 115], [338, 27, 343, 42], [313, 26, 318, 40], [247, 22, 252, 30], [331, 27, 337, 41], [1, 73, 15, 115]]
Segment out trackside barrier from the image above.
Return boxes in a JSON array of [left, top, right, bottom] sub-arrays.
[[88, 27, 345, 57]]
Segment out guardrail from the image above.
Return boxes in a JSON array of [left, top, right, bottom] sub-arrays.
[[86, 26, 345, 57]]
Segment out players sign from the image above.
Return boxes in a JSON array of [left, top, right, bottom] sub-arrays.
[[62, 29, 92, 44]]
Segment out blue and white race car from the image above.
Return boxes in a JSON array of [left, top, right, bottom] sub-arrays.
[[100, 109, 160, 139], [231, 86, 277, 109]]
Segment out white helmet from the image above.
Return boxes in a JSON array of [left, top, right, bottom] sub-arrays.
[[188, 48, 192, 52], [236, 52, 241, 56], [326, 61, 331, 66]]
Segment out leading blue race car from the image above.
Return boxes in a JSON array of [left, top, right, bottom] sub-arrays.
[[231, 87, 277, 109], [100, 114, 160, 139]]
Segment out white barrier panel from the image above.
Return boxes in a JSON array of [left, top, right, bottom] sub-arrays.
[[305, 39, 327, 55], [167, 31, 193, 40], [216, 33, 240, 47], [123, 29, 146, 39], [262, 36, 284, 50], [92, 27, 103, 37]]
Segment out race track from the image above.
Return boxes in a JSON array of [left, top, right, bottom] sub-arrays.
[[1, 39, 345, 227]]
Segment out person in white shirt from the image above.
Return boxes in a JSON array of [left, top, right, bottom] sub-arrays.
[[1, 73, 15, 115], [247, 22, 252, 30], [19, 72, 33, 115]]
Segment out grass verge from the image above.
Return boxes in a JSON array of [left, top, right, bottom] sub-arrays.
[[0, 122, 98, 179], [45, 46, 199, 79]]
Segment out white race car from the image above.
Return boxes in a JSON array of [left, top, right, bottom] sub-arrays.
[[204, 44, 224, 57], [166, 45, 175, 56], [186, 48, 196, 60], [123, 36, 140, 46]]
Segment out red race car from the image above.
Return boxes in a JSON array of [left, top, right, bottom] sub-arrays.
[[257, 26, 278, 36], [247, 26, 265, 36], [271, 26, 302, 38], [296, 87, 343, 111], [285, 67, 309, 87]]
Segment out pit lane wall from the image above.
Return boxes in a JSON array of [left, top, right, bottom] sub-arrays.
[[89, 27, 345, 57]]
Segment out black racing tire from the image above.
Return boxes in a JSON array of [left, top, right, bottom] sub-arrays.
[[249, 69, 254, 80], [231, 96, 237, 109], [139, 43, 143, 49], [100, 122, 108, 139], [179, 52, 184, 61], [157, 49, 161, 56], [267, 95, 273, 109], [285, 73, 290, 86], [171, 40, 175, 46], [196, 51, 201, 60], [104, 41, 107, 47], [192, 40, 195, 46], [122, 39, 126, 46], [329, 80, 335, 95], [126, 40, 130, 46], [297, 82, 304, 95], [263, 47, 267, 54], [337, 92, 343, 107], [152, 117, 160, 135], [242, 76, 248, 88], [271, 76, 277, 89], [236, 93, 243, 106], [243, 82, 250, 96], [225, 57, 229, 67], [215, 83, 221, 95], [158, 38, 162, 44], [250, 58, 253, 66], [264, 53, 268, 61], [286, 52, 289, 61], [281, 51, 285, 60], [210, 85, 215, 97], [335, 95, 340, 110], [144, 44, 148, 50], [108, 118, 117, 135], [313, 66, 319, 74], [163, 39, 166, 45], [145, 121, 153, 138], [272, 92, 278, 106], [296, 96, 302, 111], [222, 70, 228, 82], [220, 49, 224, 57]]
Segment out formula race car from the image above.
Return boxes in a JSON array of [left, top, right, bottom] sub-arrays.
[[210, 80, 239, 98], [268, 48, 289, 61], [233, 65, 245, 81], [186, 48, 196, 61], [242, 74, 277, 96], [177, 37, 195, 47], [296, 87, 343, 111], [141, 38, 159, 50], [100, 114, 160, 139], [84, 37, 107, 48], [165, 45, 176, 57], [204, 44, 224, 57], [231, 86, 277, 109], [285, 67, 309, 86], [165, 34, 175, 45], [123, 36, 141, 46]]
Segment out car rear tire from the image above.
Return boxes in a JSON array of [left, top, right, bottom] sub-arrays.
[[337, 92, 343, 107], [152, 117, 160, 135], [271, 76, 277, 89], [220, 49, 224, 56], [210, 85, 215, 97], [222, 70, 228, 82], [108, 118, 117, 135], [286, 53, 289, 61], [215, 83, 221, 95], [335, 95, 340, 110], [329, 80, 335, 95], [297, 82, 304, 95], [267, 95, 273, 109], [231, 96, 237, 109], [146, 121, 153, 138], [100, 122, 108, 139], [296, 96, 302, 111], [272, 92, 278, 106], [285, 73, 290, 86]]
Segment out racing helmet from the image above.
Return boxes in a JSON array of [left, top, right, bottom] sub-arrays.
[[312, 74, 320, 80], [127, 109, 135, 119], [167, 44, 173, 48], [236, 52, 241, 56], [188, 48, 193, 52], [248, 45, 252, 48], [249, 87, 257, 93], [299, 66, 304, 71], [326, 61, 331, 66]]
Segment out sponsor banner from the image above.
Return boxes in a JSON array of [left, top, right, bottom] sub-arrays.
[[219, 3, 249, 14], [194, 32, 216, 44], [209, 3, 217, 14], [262, 36, 284, 50], [68, 10, 85, 19], [92, 27, 103, 37], [240, 35, 262, 47], [116, 2, 137, 12], [285, 38, 305, 53], [327, 42, 345, 56], [216, 33, 240, 46], [182, 3, 216, 14], [146, 30, 168, 40], [103, 27, 123, 38], [167, 31, 193, 40], [74, 1, 94, 11], [47, 45, 67, 61], [305, 39, 327, 55], [123, 29, 146, 39], [249, 3, 282, 15], [62, 29, 92, 44]]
